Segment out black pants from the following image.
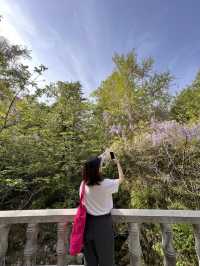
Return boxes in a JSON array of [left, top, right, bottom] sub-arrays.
[[83, 212, 115, 266]]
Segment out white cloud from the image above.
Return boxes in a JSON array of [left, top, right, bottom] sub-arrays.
[[0, 1, 23, 44], [45, 26, 95, 92], [0, 0, 39, 65], [0, 0, 102, 97], [0, 0, 48, 98]]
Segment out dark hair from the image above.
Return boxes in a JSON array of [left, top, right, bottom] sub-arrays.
[[82, 157, 103, 186]]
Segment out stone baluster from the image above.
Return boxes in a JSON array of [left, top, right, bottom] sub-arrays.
[[128, 223, 141, 266], [0, 224, 10, 266], [193, 224, 200, 265], [56, 222, 67, 266], [65, 222, 72, 255], [24, 223, 39, 266], [160, 223, 176, 266]]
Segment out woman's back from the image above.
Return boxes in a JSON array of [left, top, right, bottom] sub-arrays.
[[79, 178, 120, 216], [80, 154, 124, 266]]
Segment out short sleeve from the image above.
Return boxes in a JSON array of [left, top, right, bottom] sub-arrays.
[[104, 179, 120, 194], [79, 181, 83, 198]]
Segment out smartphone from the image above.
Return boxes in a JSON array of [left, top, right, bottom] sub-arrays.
[[110, 152, 115, 159]]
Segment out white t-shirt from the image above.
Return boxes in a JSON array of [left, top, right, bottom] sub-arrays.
[[79, 178, 120, 216]]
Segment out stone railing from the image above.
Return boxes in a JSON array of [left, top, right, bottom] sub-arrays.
[[1, 209, 200, 266]]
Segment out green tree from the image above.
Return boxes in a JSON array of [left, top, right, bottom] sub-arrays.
[[171, 71, 200, 123], [92, 51, 172, 142], [0, 37, 47, 133], [0, 80, 106, 210]]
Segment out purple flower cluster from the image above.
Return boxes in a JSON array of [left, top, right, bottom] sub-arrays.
[[102, 111, 110, 122], [103, 111, 123, 135], [148, 119, 200, 146], [109, 124, 123, 135]]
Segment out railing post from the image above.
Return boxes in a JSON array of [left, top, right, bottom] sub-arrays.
[[65, 222, 73, 264], [56, 222, 67, 266], [128, 223, 141, 266], [0, 224, 10, 266], [24, 223, 39, 266], [193, 224, 200, 265], [160, 223, 176, 266]]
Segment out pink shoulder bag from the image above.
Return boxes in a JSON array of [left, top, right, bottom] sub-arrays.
[[69, 181, 86, 256]]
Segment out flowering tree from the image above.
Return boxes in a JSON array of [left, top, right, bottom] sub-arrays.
[[111, 119, 200, 265], [147, 119, 200, 146]]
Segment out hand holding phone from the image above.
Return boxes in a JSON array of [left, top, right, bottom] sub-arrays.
[[110, 151, 115, 159]]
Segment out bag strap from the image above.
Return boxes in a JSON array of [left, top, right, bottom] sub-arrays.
[[80, 181, 85, 204]]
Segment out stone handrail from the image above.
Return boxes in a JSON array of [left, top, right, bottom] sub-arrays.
[[0, 208, 200, 265]]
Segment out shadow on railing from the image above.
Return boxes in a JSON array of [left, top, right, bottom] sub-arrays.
[[0, 208, 200, 266]]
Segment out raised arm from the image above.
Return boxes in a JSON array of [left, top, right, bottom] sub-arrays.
[[113, 159, 125, 184]]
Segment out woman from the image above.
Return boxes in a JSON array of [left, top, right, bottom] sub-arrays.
[[79, 152, 125, 266]]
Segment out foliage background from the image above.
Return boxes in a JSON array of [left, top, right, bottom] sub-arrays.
[[1, 25, 200, 265]]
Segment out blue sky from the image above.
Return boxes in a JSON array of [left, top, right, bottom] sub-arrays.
[[1, 0, 200, 97]]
